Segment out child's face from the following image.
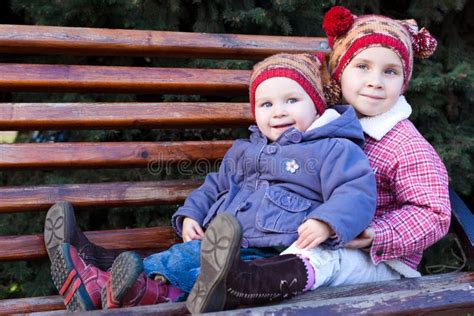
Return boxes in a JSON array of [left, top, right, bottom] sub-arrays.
[[255, 77, 317, 142], [340, 47, 404, 117]]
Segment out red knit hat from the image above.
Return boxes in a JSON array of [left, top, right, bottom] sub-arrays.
[[250, 53, 327, 117], [323, 6, 437, 104]]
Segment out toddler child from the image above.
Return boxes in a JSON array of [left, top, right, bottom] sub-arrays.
[[186, 6, 451, 313], [46, 52, 377, 311]]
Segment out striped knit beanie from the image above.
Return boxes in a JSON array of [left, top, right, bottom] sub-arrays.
[[250, 53, 327, 117], [323, 6, 437, 104]]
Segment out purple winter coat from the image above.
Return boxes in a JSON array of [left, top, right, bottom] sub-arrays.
[[172, 105, 376, 249]]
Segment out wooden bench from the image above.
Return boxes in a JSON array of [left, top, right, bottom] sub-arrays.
[[0, 24, 473, 315]]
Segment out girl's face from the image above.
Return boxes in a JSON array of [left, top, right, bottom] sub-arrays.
[[340, 47, 404, 118], [255, 77, 317, 142]]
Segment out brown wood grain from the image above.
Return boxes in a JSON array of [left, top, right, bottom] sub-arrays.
[[0, 63, 249, 94], [0, 179, 202, 213], [0, 226, 181, 261], [0, 24, 329, 58], [0, 102, 253, 130], [2, 272, 473, 315], [0, 295, 65, 315], [0, 140, 232, 169]]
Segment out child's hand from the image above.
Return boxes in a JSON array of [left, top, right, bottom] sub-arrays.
[[345, 227, 374, 249], [295, 219, 333, 250], [182, 217, 205, 242]]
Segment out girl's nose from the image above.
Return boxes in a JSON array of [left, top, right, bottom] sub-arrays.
[[366, 73, 383, 89]]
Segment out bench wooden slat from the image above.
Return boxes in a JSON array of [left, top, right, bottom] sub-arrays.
[[0, 24, 328, 58], [7, 272, 474, 315], [0, 63, 249, 94], [221, 275, 474, 315], [0, 140, 232, 169], [0, 102, 252, 130], [0, 226, 181, 261], [0, 180, 201, 213], [0, 295, 65, 314]]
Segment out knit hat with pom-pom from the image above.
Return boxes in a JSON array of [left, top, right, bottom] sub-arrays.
[[322, 6, 437, 104]]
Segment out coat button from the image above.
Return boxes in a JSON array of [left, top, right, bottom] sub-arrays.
[[266, 145, 278, 154], [376, 250, 383, 256], [290, 132, 302, 143]]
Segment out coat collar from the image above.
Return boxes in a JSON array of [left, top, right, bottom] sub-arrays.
[[359, 95, 412, 141]]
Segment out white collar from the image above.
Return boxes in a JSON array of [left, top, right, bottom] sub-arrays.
[[306, 108, 341, 131], [359, 95, 412, 140]]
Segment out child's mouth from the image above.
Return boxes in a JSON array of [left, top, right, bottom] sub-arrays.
[[361, 94, 384, 100], [272, 124, 293, 130]]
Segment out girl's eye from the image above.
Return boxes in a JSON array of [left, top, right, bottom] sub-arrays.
[[356, 64, 368, 70], [385, 68, 399, 75], [261, 102, 272, 108], [287, 98, 297, 104]]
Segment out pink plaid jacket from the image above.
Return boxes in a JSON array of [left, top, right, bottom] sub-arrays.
[[364, 119, 451, 269]]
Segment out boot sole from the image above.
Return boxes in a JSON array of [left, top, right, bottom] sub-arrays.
[[51, 243, 96, 311], [104, 251, 143, 309], [186, 213, 242, 313], [44, 201, 75, 262]]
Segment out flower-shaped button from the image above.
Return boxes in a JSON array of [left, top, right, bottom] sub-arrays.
[[285, 159, 299, 174]]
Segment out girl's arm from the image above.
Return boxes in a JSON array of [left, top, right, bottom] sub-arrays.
[[369, 138, 451, 264]]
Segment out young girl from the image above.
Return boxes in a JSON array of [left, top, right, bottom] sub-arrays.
[[186, 6, 451, 313], [47, 52, 377, 311]]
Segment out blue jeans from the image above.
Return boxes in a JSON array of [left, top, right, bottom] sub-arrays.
[[143, 240, 278, 294]]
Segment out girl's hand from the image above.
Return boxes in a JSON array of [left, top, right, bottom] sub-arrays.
[[295, 219, 333, 250], [345, 227, 374, 249], [182, 217, 205, 242]]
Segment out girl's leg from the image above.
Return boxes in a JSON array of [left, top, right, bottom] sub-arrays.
[[186, 214, 314, 314]]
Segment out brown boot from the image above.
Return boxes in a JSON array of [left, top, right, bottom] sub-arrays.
[[44, 201, 123, 271], [186, 213, 312, 313], [103, 251, 184, 309]]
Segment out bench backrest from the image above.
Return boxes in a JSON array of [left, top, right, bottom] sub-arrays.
[[0, 24, 329, 262]]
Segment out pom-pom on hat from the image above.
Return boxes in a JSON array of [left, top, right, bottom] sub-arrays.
[[323, 6, 437, 101], [250, 53, 327, 118]]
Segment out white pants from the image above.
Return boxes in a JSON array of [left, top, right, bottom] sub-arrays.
[[281, 243, 402, 290]]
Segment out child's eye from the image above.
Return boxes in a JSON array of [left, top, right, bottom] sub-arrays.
[[287, 98, 297, 104], [260, 102, 272, 108], [385, 68, 399, 75], [356, 64, 368, 70]]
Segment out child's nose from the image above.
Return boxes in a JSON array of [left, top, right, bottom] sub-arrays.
[[272, 102, 288, 117], [366, 73, 383, 88]]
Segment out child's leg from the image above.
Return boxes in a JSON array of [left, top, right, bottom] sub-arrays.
[[282, 244, 401, 289], [143, 239, 202, 293], [102, 251, 184, 309], [44, 201, 123, 271], [186, 214, 313, 314]]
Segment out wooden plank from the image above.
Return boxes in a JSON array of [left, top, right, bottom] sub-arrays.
[[210, 272, 474, 316], [20, 272, 474, 315], [0, 226, 181, 261], [0, 63, 249, 94], [0, 179, 202, 213], [0, 102, 252, 130], [0, 140, 232, 169], [0, 24, 329, 59], [0, 295, 65, 315]]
